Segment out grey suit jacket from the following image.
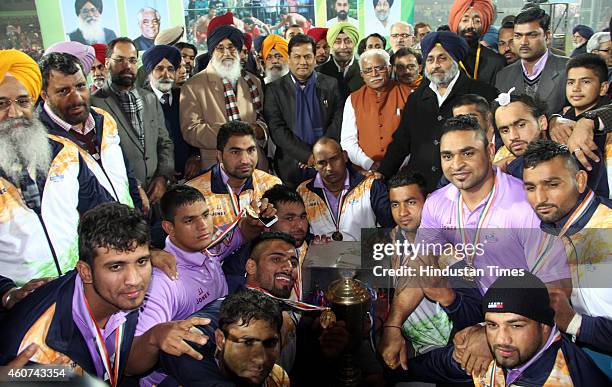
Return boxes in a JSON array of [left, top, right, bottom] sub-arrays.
[[495, 52, 569, 115], [91, 84, 175, 188]]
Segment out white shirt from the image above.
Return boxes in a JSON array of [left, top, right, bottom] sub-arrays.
[[150, 84, 173, 105], [325, 16, 359, 28], [333, 56, 355, 77], [428, 70, 460, 107], [341, 95, 375, 170]]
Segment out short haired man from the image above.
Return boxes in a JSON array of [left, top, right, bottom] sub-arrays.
[[495, 7, 569, 115], [387, 272, 609, 385], [92, 37, 175, 207], [68, 0, 117, 45], [91, 43, 108, 91], [284, 24, 304, 41], [523, 140, 612, 379], [264, 34, 344, 188], [448, 0, 506, 85], [357, 33, 386, 56], [297, 138, 394, 240], [341, 49, 411, 171], [0, 203, 206, 384], [307, 27, 331, 66], [453, 93, 495, 145], [188, 121, 282, 292], [160, 289, 290, 386], [142, 45, 201, 181], [317, 22, 364, 100], [174, 42, 198, 79], [379, 32, 499, 190], [571, 24, 594, 57], [134, 7, 161, 51], [388, 21, 415, 54], [261, 34, 290, 84], [492, 93, 548, 178], [262, 185, 310, 301], [131, 185, 273, 385], [325, 0, 358, 28], [180, 25, 269, 170], [498, 20, 518, 65], [414, 22, 432, 48], [390, 47, 423, 90]]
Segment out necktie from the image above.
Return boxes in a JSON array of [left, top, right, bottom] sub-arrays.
[[160, 93, 169, 106]]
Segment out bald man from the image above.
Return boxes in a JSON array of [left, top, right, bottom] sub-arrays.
[[296, 138, 393, 241]]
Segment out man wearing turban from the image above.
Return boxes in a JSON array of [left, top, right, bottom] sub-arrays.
[[0, 50, 142, 285], [317, 22, 364, 99], [261, 35, 289, 84], [180, 24, 269, 171], [142, 45, 200, 181], [68, 0, 117, 45], [448, 0, 505, 86], [571, 24, 594, 57], [91, 43, 108, 91], [377, 31, 498, 190], [307, 28, 330, 65], [44, 41, 96, 75]]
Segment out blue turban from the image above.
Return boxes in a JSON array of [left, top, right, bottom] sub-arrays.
[[421, 31, 468, 63], [207, 25, 244, 54], [253, 35, 266, 54], [141, 45, 182, 74], [572, 25, 594, 40]]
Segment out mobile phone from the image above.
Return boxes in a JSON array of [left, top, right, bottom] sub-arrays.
[[259, 215, 278, 227]]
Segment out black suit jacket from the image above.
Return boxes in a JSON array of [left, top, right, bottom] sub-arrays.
[[461, 45, 506, 86], [316, 57, 364, 101], [379, 73, 499, 190], [264, 72, 344, 188]]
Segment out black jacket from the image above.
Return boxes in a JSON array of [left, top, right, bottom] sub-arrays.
[[316, 57, 364, 101], [461, 44, 506, 86], [264, 72, 345, 188], [379, 73, 498, 190]]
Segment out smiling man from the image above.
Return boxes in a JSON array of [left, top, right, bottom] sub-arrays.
[[134, 7, 161, 51]]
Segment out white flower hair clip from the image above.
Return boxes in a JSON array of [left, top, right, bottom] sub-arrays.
[[495, 87, 515, 106]]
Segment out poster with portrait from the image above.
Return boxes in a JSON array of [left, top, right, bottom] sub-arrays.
[[60, 0, 120, 45], [124, 0, 171, 51], [364, 0, 400, 37], [325, 0, 358, 28]]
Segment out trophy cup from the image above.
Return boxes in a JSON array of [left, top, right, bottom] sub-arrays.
[[326, 273, 372, 386]]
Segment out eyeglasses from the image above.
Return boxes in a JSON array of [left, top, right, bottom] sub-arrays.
[[80, 7, 100, 16], [593, 48, 611, 54], [215, 45, 237, 54], [362, 65, 388, 75], [390, 33, 413, 39], [110, 57, 139, 65], [0, 97, 32, 112], [266, 53, 284, 61], [395, 64, 419, 71]]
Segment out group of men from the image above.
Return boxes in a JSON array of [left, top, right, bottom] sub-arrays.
[[1, 0, 612, 385]]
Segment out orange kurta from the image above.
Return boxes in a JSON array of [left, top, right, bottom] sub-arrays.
[[351, 81, 412, 162]]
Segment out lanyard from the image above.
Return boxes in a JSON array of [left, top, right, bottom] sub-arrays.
[[456, 175, 497, 268], [321, 188, 348, 234], [83, 294, 124, 387], [226, 183, 242, 217], [291, 244, 307, 301], [459, 45, 481, 80]]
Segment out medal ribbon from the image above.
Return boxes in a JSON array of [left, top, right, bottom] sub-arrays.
[[558, 189, 595, 237], [226, 183, 241, 217], [456, 175, 497, 268], [291, 244, 307, 301], [321, 188, 348, 236], [246, 285, 330, 312], [459, 45, 481, 80], [83, 293, 124, 387], [205, 213, 242, 255]]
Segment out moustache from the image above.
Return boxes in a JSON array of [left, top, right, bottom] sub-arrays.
[[370, 76, 384, 82], [536, 202, 558, 211], [157, 77, 173, 83]]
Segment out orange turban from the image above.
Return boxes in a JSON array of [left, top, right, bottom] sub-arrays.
[[448, 0, 494, 37], [0, 49, 42, 101], [261, 34, 288, 60]]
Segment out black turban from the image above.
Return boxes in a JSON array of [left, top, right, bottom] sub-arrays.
[[207, 25, 244, 54], [421, 31, 468, 63], [142, 45, 182, 75], [75, 0, 103, 15]]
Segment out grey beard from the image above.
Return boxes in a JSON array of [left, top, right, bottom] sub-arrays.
[[78, 18, 106, 44], [264, 64, 289, 84], [0, 115, 51, 183], [425, 60, 459, 87], [151, 76, 174, 93], [211, 57, 242, 83]]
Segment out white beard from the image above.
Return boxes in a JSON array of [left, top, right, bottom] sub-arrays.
[[0, 115, 52, 183], [211, 56, 242, 83], [264, 63, 289, 84], [151, 76, 174, 93], [425, 60, 459, 87], [79, 17, 106, 44]]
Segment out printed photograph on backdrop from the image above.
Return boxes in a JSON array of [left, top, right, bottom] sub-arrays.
[[184, 0, 315, 52], [61, 0, 120, 45], [364, 0, 400, 37], [125, 0, 170, 51], [325, 0, 358, 28]]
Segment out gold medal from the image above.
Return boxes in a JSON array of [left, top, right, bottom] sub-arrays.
[[319, 309, 336, 329], [332, 231, 343, 241]]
